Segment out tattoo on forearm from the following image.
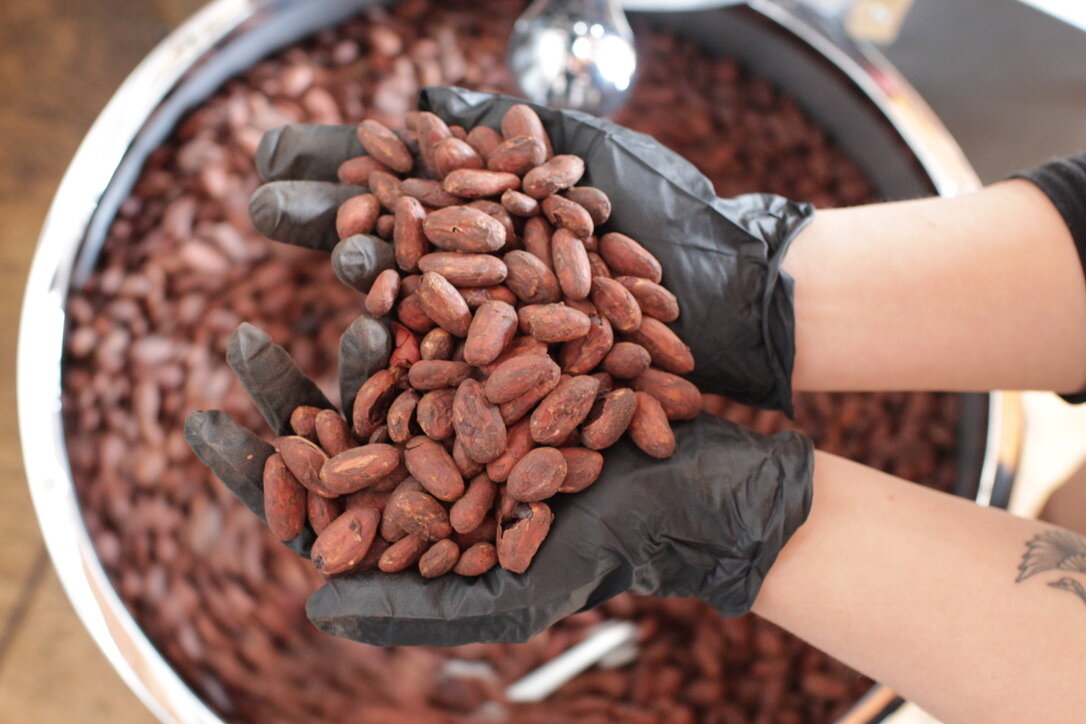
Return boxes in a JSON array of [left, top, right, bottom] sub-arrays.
[[1016, 530, 1086, 606]]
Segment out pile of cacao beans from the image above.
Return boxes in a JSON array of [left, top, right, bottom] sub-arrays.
[[265, 102, 697, 580]]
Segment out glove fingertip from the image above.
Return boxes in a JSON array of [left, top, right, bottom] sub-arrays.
[[305, 576, 544, 647], [339, 314, 392, 415], [183, 409, 271, 522], [331, 234, 397, 293], [227, 322, 335, 435]]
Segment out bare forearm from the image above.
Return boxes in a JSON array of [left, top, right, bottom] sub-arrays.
[[783, 180, 1086, 393], [753, 452, 1086, 723]]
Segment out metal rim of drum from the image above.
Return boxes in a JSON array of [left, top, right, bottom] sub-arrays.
[[16, 1, 1022, 722]]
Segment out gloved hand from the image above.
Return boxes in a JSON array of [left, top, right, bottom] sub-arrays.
[[250, 87, 814, 414], [185, 322, 813, 646]]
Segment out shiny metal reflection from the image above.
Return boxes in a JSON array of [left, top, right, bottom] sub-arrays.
[[508, 0, 637, 117]]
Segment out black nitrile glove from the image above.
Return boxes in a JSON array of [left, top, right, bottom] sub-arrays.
[[186, 321, 813, 647], [249, 88, 814, 414]]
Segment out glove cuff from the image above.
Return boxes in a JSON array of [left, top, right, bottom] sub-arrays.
[[722, 194, 814, 417], [697, 428, 814, 616]]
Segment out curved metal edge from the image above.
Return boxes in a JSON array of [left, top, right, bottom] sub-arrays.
[[16, 1, 264, 722], [748, 0, 980, 198]]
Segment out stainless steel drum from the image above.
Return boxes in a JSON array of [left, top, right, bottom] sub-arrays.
[[18, 1, 1022, 721]]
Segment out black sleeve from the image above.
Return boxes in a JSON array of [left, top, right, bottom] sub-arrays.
[[1012, 152, 1086, 403]]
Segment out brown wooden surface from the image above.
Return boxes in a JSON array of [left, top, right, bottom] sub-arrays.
[[0, 1, 202, 721]]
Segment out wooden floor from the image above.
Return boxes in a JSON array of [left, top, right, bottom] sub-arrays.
[[0, 1, 202, 721]]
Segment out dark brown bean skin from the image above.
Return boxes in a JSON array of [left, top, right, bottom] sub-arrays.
[[458, 285, 519, 309], [465, 200, 516, 246], [378, 478, 420, 542], [401, 274, 422, 294], [364, 267, 400, 317], [403, 436, 465, 501], [419, 539, 460, 578], [485, 417, 534, 483], [518, 304, 592, 343], [498, 369, 562, 426], [320, 444, 402, 495], [564, 186, 612, 225], [484, 355, 562, 404], [453, 542, 498, 576], [503, 250, 561, 304], [522, 217, 554, 269], [368, 425, 392, 445], [345, 487, 392, 513], [416, 388, 455, 441], [357, 119, 414, 173], [311, 507, 380, 576], [378, 534, 427, 573], [629, 391, 676, 459], [395, 294, 435, 334], [338, 155, 391, 185], [314, 409, 354, 457], [591, 276, 643, 333], [530, 375, 601, 445], [263, 453, 306, 541], [599, 232, 663, 283], [497, 501, 553, 574], [390, 489, 454, 541], [453, 517, 498, 549], [631, 368, 702, 421], [487, 135, 546, 175], [388, 321, 421, 370], [452, 437, 484, 479], [452, 379, 507, 463], [443, 169, 520, 198], [618, 276, 680, 322], [449, 473, 497, 534], [417, 271, 473, 337], [591, 372, 614, 394], [434, 137, 485, 177], [393, 195, 428, 272], [368, 169, 404, 211], [558, 448, 604, 493], [587, 250, 611, 278], [307, 491, 343, 535], [463, 300, 517, 366], [423, 206, 506, 253], [502, 188, 541, 217], [626, 318, 696, 375], [466, 124, 503, 160], [522, 155, 585, 198], [551, 227, 592, 301], [352, 369, 399, 438], [415, 111, 452, 173], [399, 178, 461, 208], [407, 360, 472, 390], [289, 405, 321, 439], [336, 193, 380, 239], [507, 447, 567, 502], [602, 342, 652, 379], [419, 328, 455, 360], [375, 213, 395, 239], [418, 252, 507, 287], [542, 195, 594, 239], [581, 388, 638, 450], [276, 435, 333, 497], [479, 335, 550, 375], [501, 104, 554, 156], [560, 314, 614, 375], [387, 389, 420, 443]]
